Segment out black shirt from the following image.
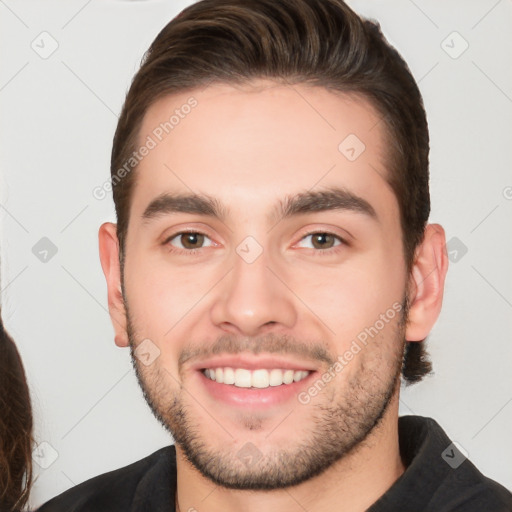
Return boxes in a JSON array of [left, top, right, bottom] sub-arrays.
[[38, 416, 512, 511]]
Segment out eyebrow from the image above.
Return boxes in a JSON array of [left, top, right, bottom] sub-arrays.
[[141, 186, 378, 225], [142, 193, 227, 222], [275, 186, 377, 223]]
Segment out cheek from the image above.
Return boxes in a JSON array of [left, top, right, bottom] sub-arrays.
[[287, 246, 406, 345], [123, 253, 219, 338]]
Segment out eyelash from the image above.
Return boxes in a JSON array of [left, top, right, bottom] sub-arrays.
[[163, 230, 213, 256], [297, 231, 348, 256], [163, 230, 348, 256]]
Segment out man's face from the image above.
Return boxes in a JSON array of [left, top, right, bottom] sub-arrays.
[[122, 81, 409, 488]]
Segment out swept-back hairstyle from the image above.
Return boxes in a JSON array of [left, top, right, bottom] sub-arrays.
[[0, 313, 33, 511], [110, 0, 432, 382]]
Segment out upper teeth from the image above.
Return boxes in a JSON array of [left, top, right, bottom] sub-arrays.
[[203, 368, 310, 388]]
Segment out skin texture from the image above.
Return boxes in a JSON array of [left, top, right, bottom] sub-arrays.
[[99, 81, 448, 512]]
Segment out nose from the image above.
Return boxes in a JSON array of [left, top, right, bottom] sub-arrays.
[[209, 244, 297, 337]]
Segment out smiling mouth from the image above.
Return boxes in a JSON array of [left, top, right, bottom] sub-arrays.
[[202, 367, 311, 389]]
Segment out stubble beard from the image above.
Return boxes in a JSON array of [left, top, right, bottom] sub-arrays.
[[127, 303, 407, 490]]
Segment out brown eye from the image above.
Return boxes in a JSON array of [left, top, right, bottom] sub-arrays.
[[167, 232, 213, 251], [180, 233, 205, 249], [311, 233, 336, 249], [296, 232, 344, 250]]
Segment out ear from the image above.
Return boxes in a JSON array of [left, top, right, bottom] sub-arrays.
[[98, 222, 129, 347], [405, 223, 449, 342]]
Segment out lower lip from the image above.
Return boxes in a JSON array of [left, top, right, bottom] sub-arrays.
[[198, 371, 316, 408]]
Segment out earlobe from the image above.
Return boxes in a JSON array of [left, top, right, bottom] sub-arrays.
[[405, 224, 449, 342], [98, 222, 129, 347]]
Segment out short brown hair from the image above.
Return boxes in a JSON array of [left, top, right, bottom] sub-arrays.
[[111, 0, 432, 382]]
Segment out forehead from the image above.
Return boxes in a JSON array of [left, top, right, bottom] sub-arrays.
[[131, 81, 396, 225]]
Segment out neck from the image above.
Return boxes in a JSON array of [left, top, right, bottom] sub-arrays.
[[175, 394, 404, 512]]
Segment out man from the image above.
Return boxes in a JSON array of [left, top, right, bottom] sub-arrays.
[[39, 0, 512, 510]]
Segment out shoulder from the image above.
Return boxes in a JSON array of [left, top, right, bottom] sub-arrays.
[[400, 416, 512, 511], [369, 416, 512, 512], [430, 462, 512, 512], [462, 477, 512, 511], [37, 446, 176, 512]]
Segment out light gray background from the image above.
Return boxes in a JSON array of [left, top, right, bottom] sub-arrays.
[[1, 0, 511, 508]]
